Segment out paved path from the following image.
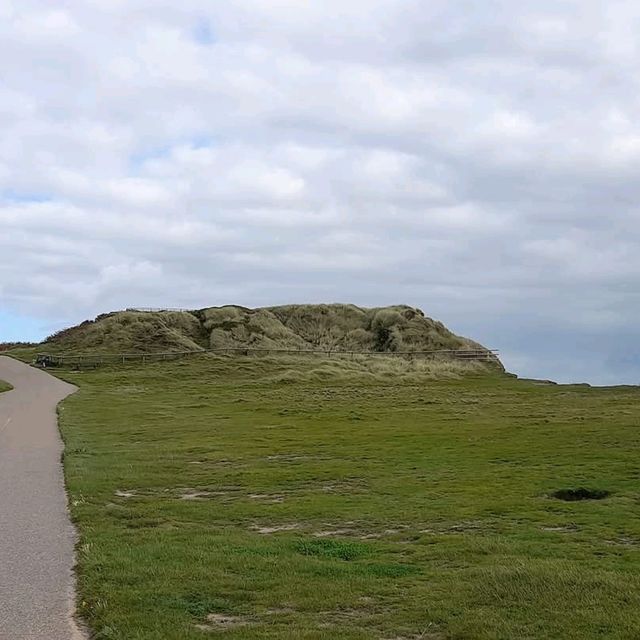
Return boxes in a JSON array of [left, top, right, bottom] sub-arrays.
[[0, 356, 85, 640]]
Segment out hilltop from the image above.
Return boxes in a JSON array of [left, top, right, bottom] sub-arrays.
[[42, 304, 494, 357]]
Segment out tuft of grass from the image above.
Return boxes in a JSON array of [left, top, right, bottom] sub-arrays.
[[266, 354, 489, 384], [52, 355, 640, 639], [293, 538, 372, 561]]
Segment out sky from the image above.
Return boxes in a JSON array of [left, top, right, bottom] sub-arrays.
[[2, 1, 640, 385]]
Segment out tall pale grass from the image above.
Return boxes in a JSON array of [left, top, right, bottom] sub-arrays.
[[253, 353, 489, 384]]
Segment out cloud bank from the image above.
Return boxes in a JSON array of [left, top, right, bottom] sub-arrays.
[[2, 1, 640, 383]]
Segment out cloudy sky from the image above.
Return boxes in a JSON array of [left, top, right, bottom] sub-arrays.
[[2, 1, 640, 384]]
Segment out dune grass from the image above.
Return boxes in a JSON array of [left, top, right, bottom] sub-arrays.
[[45, 311, 206, 353], [42, 304, 488, 357], [55, 355, 640, 639]]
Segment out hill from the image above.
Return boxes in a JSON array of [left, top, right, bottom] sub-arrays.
[[42, 304, 494, 357]]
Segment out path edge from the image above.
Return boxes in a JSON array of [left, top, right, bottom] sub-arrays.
[[55, 384, 92, 640]]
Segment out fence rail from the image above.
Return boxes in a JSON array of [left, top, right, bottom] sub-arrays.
[[35, 348, 500, 369], [125, 307, 193, 313]]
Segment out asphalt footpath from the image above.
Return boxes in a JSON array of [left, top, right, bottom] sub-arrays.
[[0, 356, 85, 640]]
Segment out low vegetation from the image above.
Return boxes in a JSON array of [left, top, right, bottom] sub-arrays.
[[0, 380, 12, 393], [0, 341, 37, 352], [41, 304, 492, 357], [54, 354, 640, 639], [45, 311, 205, 353]]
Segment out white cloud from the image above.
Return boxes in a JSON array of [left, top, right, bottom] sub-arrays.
[[2, 0, 640, 382]]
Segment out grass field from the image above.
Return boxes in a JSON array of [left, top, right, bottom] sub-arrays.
[[54, 355, 640, 639]]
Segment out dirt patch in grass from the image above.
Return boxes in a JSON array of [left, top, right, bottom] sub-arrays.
[[266, 454, 327, 463], [361, 525, 412, 539], [552, 488, 610, 501], [265, 606, 297, 615], [114, 490, 136, 498], [250, 523, 301, 534], [317, 609, 366, 628], [420, 521, 485, 535], [319, 479, 369, 493], [179, 490, 228, 500], [248, 493, 285, 503], [306, 521, 412, 540], [605, 536, 639, 547], [541, 524, 579, 532], [384, 634, 446, 640], [313, 528, 357, 538], [195, 613, 250, 632]]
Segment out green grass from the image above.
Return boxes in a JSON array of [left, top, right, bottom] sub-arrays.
[[3, 346, 40, 363], [0, 380, 12, 393], [55, 355, 640, 639]]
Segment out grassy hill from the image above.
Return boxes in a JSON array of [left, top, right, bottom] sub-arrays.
[[45, 311, 206, 353], [42, 304, 492, 356]]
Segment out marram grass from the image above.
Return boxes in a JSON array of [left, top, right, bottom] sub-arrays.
[[43, 303, 488, 357]]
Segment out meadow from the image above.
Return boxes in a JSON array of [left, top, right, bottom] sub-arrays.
[[52, 355, 640, 639]]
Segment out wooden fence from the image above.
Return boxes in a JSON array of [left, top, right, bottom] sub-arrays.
[[35, 348, 500, 370], [125, 307, 193, 313]]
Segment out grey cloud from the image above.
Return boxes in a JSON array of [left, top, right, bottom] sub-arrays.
[[1, 1, 640, 382]]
